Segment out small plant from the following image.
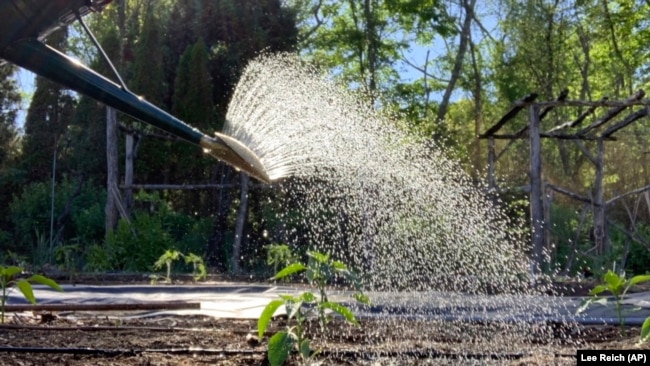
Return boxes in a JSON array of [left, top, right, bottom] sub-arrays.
[[0, 265, 63, 323], [152, 250, 206, 284], [258, 251, 369, 366], [577, 269, 650, 336], [184, 252, 207, 282], [153, 250, 181, 284], [641, 316, 650, 344], [265, 243, 295, 277], [54, 243, 80, 282]]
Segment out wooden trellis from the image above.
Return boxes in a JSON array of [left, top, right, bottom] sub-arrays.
[[480, 89, 650, 275]]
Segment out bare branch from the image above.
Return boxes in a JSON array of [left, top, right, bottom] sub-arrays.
[[400, 53, 450, 83]]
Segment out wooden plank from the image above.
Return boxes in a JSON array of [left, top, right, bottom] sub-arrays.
[[479, 93, 537, 137]]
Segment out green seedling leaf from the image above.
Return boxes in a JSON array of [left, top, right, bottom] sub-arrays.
[[640, 316, 650, 343], [28, 275, 63, 292], [604, 270, 623, 293], [15, 279, 36, 304], [353, 292, 370, 305], [307, 251, 328, 263], [320, 301, 358, 325], [1, 266, 22, 280], [576, 298, 592, 315], [299, 338, 311, 360], [299, 292, 316, 303], [258, 299, 285, 339], [273, 263, 306, 280], [279, 294, 299, 302], [592, 297, 608, 307], [331, 260, 347, 271], [588, 284, 608, 296], [268, 331, 293, 366], [576, 297, 608, 315], [629, 274, 650, 287], [287, 301, 303, 320]]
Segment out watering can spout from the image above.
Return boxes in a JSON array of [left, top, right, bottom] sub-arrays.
[[0, 38, 270, 183]]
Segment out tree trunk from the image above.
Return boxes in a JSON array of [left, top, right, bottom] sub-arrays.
[[363, 0, 377, 98], [231, 173, 249, 274], [435, 0, 475, 126], [105, 106, 119, 232], [124, 132, 134, 214], [105, 0, 126, 234]]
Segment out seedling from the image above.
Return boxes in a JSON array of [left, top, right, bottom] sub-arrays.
[[640, 316, 650, 344], [153, 250, 181, 283], [0, 265, 62, 323], [265, 243, 295, 277], [577, 270, 650, 336], [54, 243, 79, 282], [152, 250, 206, 284], [184, 252, 206, 282], [258, 251, 369, 366]]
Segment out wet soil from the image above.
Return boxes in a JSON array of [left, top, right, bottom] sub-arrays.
[[0, 311, 647, 365], [1, 274, 647, 365]]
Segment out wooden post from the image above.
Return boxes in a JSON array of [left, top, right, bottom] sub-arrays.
[[487, 137, 495, 191], [543, 187, 554, 268], [528, 104, 544, 275], [124, 132, 134, 214], [105, 106, 119, 232], [593, 138, 607, 254]]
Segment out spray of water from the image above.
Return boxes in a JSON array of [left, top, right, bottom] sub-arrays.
[[224, 54, 572, 356], [226, 54, 530, 294]]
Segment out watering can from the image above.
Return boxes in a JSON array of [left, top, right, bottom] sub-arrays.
[[0, 0, 270, 183]]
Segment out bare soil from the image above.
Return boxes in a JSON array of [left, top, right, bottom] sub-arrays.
[[0, 275, 647, 365], [0, 310, 648, 365]]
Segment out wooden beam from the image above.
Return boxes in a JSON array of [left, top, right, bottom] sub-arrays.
[[546, 184, 595, 205], [606, 183, 650, 206], [482, 132, 611, 141], [546, 96, 608, 133], [601, 108, 648, 138], [120, 184, 239, 190], [577, 89, 645, 135], [539, 87, 569, 120], [479, 93, 537, 137], [529, 98, 650, 108], [511, 89, 570, 139]]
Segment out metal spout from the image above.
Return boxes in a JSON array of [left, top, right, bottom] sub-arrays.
[[201, 133, 270, 183], [1, 38, 270, 183]]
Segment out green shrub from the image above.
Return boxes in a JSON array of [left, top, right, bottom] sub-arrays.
[[9, 179, 105, 261], [104, 192, 211, 273], [105, 212, 175, 271]]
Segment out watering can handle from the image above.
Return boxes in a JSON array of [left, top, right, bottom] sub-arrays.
[[1, 39, 270, 183]]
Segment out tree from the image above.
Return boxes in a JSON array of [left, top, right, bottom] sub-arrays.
[[20, 29, 76, 183], [0, 64, 22, 234]]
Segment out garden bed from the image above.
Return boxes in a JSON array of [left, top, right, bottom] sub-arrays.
[[0, 311, 647, 365], [1, 274, 647, 365]]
